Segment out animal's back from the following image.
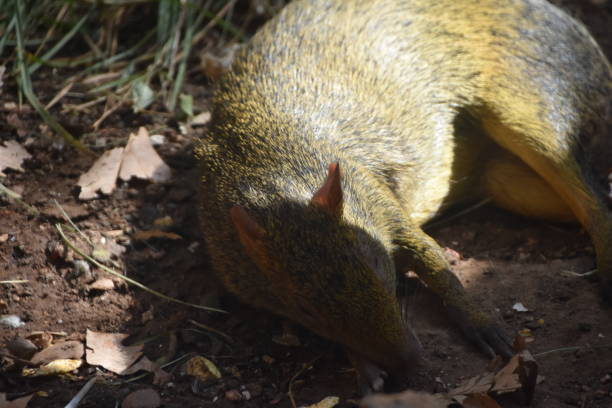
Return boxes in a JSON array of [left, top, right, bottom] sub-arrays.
[[217, 0, 611, 223]]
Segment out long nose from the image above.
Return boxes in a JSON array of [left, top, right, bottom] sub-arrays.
[[384, 326, 423, 380]]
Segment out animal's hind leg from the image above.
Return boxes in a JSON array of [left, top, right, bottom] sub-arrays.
[[483, 149, 575, 222], [481, 111, 612, 299]]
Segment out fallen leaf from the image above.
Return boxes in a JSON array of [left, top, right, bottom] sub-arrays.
[[360, 390, 450, 408], [0, 140, 31, 176], [26, 332, 54, 350], [184, 356, 222, 382], [85, 330, 143, 375], [0, 393, 33, 408], [22, 359, 82, 377], [77, 147, 124, 200], [132, 230, 182, 241], [122, 356, 171, 385], [461, 393, 502, 408], [301, 396, 340, 408], [121, 388, 161, 408], [119, 127, 171, 183], [448, 372, 496, 397], [192, 111, 211, 126], [30, 340, 84, 364]]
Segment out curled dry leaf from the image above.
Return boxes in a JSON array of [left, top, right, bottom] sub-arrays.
[[301, 396, 340, 408], [132, 230, 182, 241], [0, 140, 31, 177], [184, 356, 222, 382], [22, 359, 82, 377], [77, 147, 124, 200], [30, 340, 84, 364], [122, 356, 171, 385]]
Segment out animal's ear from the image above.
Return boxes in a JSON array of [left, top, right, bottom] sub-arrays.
[[230, 206, 268, 263], [310, 163, 343, 217]]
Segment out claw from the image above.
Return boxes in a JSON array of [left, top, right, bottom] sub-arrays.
[[448, 306, 514, 359]]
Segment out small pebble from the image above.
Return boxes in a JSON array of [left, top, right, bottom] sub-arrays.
[[0, 315, 25, 328], [73, 260, 92, 280], [7, 337, 38, 359], [149, 134, 166, 146], [225, 389, 242, 401]]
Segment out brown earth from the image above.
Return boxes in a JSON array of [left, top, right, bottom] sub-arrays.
[[1, 1, 612, 407]]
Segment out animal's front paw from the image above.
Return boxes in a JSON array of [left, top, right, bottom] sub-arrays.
[[348, 352, 388, 395], [448, 306, 514, 359]]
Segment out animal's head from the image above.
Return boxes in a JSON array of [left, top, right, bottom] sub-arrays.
[[230, 163, 421, 378]]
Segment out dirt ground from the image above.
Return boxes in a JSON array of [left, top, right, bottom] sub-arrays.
[[1, 1, 612, 407]]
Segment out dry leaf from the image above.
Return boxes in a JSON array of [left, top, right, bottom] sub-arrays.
[[360, 390, 450, 408], [30, 340, 84, 364], [0, 393, 33, 408], [132, 230, 182, 241], [448, 372, 496, 397], [184, 356, 222, 382], [77, 147, 124, 200], [461, 394, 502, 408], [122, 356, 171, 385], [26, 332, 54, 350], [301, 396, 340, 408], [119, 127, 171, 183], [0, 140, 31, 177], [22, 359, 82, 377], [85, 330, 143, 375]]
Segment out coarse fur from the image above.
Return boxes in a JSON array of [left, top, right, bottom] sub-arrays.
[[196, 0, 612, 391]]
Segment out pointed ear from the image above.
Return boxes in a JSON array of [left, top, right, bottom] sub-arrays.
[[310, 163, 343, 217], [230, 206, 267, 262]]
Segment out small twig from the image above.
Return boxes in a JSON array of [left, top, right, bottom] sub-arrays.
[[93, 95, 126, 129], [55, 224, 227, 313], [426, 198, 492, 229], [45, 81, 75, 110], [1, 280, 29, 284], [188, 319, 233, 344], [560, 268, 597, 278], [0, 182, 39, 216], [534, 343, 612, 357], [288, 356, 321, 408], [53, 199, 93, 247], [64, 377, 97, 408], [62, 96, 107, 114]]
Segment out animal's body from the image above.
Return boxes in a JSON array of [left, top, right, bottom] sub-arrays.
[[196, 0, 612, 391]]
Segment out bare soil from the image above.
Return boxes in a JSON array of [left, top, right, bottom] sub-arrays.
[[1, 1, 611, 407]]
